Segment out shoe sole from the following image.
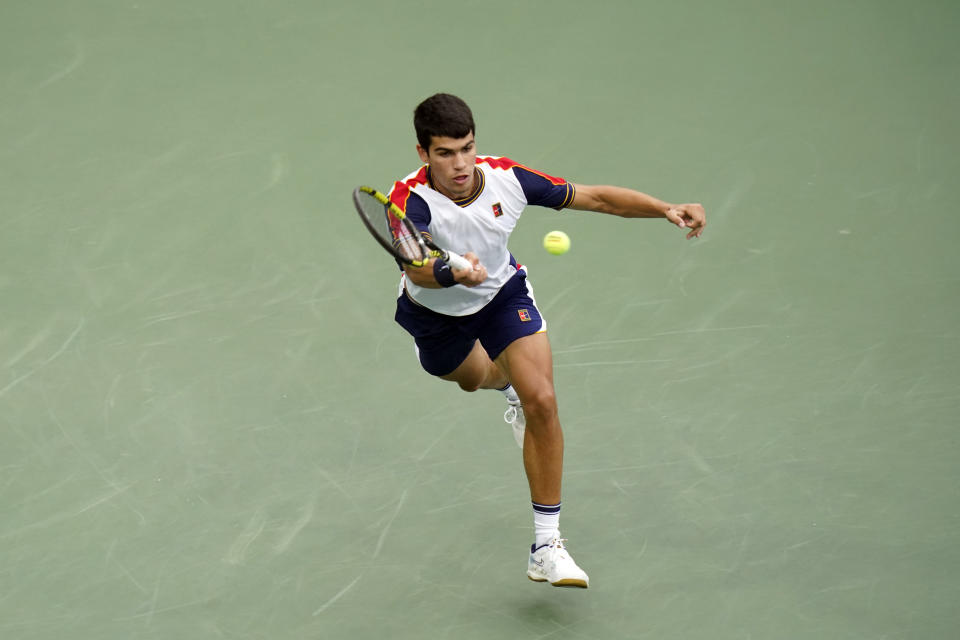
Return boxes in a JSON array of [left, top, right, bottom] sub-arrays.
[[527, 574, 589, 588], [551, 578, 588, 588]]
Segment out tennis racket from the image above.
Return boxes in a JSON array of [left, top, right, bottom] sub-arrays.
[[352, 186, 471, 271]]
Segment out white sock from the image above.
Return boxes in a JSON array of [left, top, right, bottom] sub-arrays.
[[498, 383, 519, 404], [532, 501, 561, 547]]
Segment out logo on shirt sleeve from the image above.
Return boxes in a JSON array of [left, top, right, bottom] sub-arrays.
[[492, 202, 503, 218]]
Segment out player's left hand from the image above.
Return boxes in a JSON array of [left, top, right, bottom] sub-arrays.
[[665, 203, 706, 239]]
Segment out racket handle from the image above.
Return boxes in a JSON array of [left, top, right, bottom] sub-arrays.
[[444, 251, 472, 272]]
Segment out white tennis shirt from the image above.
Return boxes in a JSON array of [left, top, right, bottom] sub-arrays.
[[389, 156, 575, 316]]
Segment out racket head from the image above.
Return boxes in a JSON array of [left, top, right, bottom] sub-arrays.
[[353, 186, 430, 266]]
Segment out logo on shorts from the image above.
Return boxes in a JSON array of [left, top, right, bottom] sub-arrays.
[[518, 309, 531, 322], [492, 202, 503, 217]]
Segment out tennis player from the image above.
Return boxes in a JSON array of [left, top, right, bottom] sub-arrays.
[[389, 93, 706, 588]]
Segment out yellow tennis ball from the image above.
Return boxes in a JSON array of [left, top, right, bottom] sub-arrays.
[[543, 230, 571, 255]]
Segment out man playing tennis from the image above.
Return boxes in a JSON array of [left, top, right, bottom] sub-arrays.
[[390, 93, 706, 588]]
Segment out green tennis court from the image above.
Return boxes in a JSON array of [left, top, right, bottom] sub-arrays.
[[2, 1, 957, 638]]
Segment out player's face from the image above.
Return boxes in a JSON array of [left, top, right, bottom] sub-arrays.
[[417, 133, 477, 201]]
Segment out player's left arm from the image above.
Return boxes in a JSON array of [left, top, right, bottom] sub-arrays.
[[569, 183, 706, 239]]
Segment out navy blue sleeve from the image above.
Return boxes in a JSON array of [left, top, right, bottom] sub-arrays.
[[386, 188, 432, 271], [512, 165, 576, 210], [402, 191, 432, 237]]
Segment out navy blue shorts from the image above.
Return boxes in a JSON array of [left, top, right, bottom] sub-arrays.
[[394, 269, 546, 377]]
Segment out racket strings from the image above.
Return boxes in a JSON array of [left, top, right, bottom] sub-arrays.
[[392, 227, 424, 262], [356, 190, 425, 263]]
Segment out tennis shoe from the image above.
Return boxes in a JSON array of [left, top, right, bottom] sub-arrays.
[[503, 401, 525, 449], [527, 537, 589, 588]]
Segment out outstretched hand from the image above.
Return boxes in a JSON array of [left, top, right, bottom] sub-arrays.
[[665, 203, 706, 239]]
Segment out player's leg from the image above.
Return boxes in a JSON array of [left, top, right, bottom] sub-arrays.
[[439, 340, 508, 392], [494, 332, 561, 504], [495, 332, 588, 588], [476, 270, 588, 587]]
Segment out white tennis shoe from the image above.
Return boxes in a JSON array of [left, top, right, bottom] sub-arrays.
[[527, 537, 589, 588], [503, 401, 525, 448]]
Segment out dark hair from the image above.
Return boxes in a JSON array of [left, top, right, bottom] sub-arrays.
[[414, 93, 475, 150]]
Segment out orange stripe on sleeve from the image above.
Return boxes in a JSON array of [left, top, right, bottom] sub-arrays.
[[477, 156, 567, 186]]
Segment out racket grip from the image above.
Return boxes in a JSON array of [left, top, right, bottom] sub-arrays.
[[445, 251, 472, 272]]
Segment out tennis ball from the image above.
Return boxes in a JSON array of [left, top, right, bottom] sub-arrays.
[[543, 230, 571, 255]]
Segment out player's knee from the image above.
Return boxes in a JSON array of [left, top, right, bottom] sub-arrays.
[[441, 373, 483, 392], [439, 369, 482, 392], [521, 387, 558, 423], [456, 379, 481, 393]]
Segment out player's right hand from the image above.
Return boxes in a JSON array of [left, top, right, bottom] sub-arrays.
[[454, 252, 487, 287]]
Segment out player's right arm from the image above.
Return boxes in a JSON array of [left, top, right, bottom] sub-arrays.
[[403, 254, 487, 288]]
